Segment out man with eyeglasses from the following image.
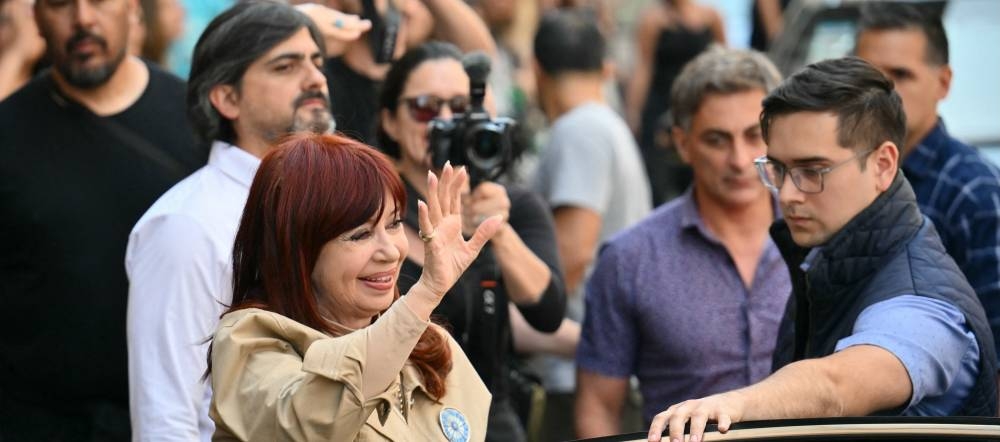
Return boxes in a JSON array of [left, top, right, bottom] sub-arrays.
[[646, 56, 997, 442], [575, 48, 791, 439]]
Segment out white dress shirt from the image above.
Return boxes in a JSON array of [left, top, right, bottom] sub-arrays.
[[125, 141, 259, 442]]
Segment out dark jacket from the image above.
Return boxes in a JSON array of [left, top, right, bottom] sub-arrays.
[[771, 172, 997, 416]]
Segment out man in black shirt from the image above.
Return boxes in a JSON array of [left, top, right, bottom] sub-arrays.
[[0, 0, 206, 439]]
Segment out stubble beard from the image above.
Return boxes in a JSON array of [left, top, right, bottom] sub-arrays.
[[289, 107, 335, 135], [56, 39, 127, 89]]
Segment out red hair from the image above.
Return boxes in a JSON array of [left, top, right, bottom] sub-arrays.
[[227, 133, 452, 399]]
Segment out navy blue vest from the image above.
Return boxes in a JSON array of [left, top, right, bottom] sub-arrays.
[[771, 173, 997, 416]]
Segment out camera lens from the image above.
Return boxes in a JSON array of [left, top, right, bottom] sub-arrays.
[[465, 122, 505, 171], [472, 130, 501, 159]]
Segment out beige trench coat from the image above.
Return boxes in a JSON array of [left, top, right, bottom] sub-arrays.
[[209, 299, 491, 441]]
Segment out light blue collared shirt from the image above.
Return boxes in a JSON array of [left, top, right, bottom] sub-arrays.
[[801, 248, 979, 415]]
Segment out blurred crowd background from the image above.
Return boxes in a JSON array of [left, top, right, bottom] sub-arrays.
[[1, 0, 999, 441]]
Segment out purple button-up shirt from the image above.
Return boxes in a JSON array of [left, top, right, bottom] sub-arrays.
[[577, 189, 791, 423]]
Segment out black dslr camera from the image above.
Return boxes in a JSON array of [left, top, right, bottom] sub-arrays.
[[428, 52, 517, 185]]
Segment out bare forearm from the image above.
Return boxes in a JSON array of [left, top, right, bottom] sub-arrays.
[[557, 244, 592, 295], [492, 224, 551, 304], [735, 359, 845, 421], [738, 348, 909, 420], [576, 393, 623, 437], [510, 312, 579, 358], [423, 0, 496, 55], [553, 207, 601, 295]]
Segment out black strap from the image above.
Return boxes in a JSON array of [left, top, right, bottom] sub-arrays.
[[45, 72, 190, 179], [470, 244, 502, 392]]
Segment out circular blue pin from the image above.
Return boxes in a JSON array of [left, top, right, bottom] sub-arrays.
[[438, 407, 470, 442]]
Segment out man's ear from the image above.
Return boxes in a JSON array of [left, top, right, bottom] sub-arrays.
[[209, 84, 240, 121], [872, 141, 899, 192], [531, 59, 546, 85], [936, 63, 953, 101], [671, 126, 692, 165], [601, 60, 616, 82]]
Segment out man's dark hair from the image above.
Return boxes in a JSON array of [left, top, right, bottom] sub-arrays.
[[761, 56, 906, 156], [857, 2, 949, 66], [533, 8, 605, 75], [375, 41, 463, 158], [187, 0, 325, 143]]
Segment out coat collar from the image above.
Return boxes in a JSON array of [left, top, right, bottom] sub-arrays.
[[772, 172, 924, 302]]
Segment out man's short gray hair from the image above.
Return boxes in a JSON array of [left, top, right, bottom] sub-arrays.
[[669, 47, 782, 130]]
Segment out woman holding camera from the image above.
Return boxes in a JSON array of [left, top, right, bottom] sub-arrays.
[[376, 42, 566, 441], [209, 133, 498, 440]]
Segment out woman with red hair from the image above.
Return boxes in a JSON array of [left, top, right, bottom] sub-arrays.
[[208, 133, 499, 441]]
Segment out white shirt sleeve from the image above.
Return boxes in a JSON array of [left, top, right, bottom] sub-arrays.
[[126, 214, 227, 442]]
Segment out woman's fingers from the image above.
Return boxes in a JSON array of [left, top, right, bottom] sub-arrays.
[[425, 170, 442, 225], [436, 163, 453, 216], [466, 215, 503, 253], [450, 167, 466, 215], [417, 199, 433, 241]]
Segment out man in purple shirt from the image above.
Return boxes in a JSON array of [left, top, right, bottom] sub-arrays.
[[574, 48, 791, 439]]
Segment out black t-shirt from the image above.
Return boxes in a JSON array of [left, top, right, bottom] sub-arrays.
[[398, 178, 566, 400], [0, 65, 206, 415], [325, 57, 379, 144]]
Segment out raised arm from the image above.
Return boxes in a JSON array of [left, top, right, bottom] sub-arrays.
[[295, 3, 372, 57], [422, 0, 496, 55], [0, 0, 44, 101]]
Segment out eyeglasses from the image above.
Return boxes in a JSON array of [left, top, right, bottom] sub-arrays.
[[753, 148, 875, 194], [401, 95, 470, 123]]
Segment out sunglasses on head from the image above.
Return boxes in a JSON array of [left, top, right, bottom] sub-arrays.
[[401, 95, 470, 123]]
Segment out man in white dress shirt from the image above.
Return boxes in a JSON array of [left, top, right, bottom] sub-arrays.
[[124, 3, 335, 440]]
